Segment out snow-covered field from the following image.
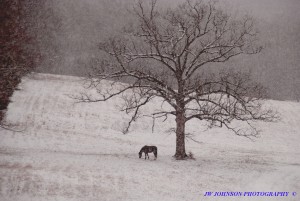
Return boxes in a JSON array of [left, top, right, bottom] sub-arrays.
[[0, 73, 299, 201]]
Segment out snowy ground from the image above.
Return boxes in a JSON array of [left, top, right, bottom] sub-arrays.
[[0, 73, 299, 201]]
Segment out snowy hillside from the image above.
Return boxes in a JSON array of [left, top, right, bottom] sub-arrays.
[[0, 73, 299, 201]]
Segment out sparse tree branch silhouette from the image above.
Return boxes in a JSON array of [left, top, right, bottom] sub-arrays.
[[76, 0, 278, 159]]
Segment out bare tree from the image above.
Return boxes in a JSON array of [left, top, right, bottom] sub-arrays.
[[76, 0, 277, 159]]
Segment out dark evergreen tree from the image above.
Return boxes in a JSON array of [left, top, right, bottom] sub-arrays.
[[0, 0, 39, 126]]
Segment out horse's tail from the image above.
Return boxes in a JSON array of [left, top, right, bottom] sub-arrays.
[[154, 147, 158, 158]]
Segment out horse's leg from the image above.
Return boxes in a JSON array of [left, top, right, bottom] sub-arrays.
[[145, 152, 147, 160]]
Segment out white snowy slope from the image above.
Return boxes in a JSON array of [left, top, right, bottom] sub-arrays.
[[0, 73, 299, 201]]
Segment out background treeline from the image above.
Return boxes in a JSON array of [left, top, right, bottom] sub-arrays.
[[0, 0, 41, 122]]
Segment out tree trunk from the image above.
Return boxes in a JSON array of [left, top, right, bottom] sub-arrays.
[[174, 109, 187, 160]]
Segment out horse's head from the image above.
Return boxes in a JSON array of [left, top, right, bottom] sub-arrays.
[[139, 151, 143, 158]]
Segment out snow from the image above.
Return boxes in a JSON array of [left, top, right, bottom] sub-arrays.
[[0, 73, 299, 201]]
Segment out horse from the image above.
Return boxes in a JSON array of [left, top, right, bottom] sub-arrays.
[[138, 145, 157, 160]]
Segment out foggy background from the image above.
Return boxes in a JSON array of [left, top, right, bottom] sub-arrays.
[[29, 0, 300, 101]]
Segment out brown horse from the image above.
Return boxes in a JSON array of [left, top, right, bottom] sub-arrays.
[[138, 145, 157, 160]]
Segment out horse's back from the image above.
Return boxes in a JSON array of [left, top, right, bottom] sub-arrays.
[[148, 145, 157, 152], [143, 145, 157, 152]]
